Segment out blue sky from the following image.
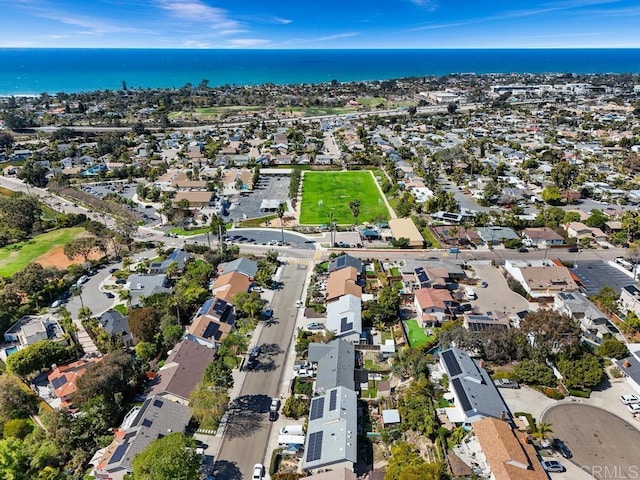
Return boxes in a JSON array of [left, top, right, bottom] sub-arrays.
[[2, 0, 640, 48]]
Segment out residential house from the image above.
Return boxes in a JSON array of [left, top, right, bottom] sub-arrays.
[[211, 271, 251, 303], [308, 339, 358, 393], [614, 344, 640, 395], [217, 257, 258, 279], [463, 312, 510, 332], [565, 222, 607, 242], [476, 226, 520, 246], [326, 294, 362, 343], [472, 417, 548, 480], [47, 358, 102, 408], [302, 386, 358, 473], [325, 266, 362, 303], [414, 288, 454, 328], [503, 260, 579, 299], [126, 274, 171, 308], [522, 227, 565, 246], [99, 309, 134, 347], [387, 218, 424, 248], [148, 339, 215, 404], [4, 314, 65, 349], [554, 291, 618, 344], [439, 347, 512, 426], [328, 254, 363, 275], [619, 284, 640, 317], [149, 249, 190, 275], [413, 266, 450, 289], [186, 297, 236, 348], [93, 396, 192, 480]]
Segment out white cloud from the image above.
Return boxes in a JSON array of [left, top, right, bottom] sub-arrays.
[[226, 38, 271, 47], [315, 32, 359, 42], [156, 0, 241, 30], [408, 0, 438, 10], [272, 17, 292, 25]]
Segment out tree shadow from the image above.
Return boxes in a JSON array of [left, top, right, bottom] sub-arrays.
[[262, 317, 280, 327], [261, 342, 284, 356], [252, 357, 277, 372], [212, 459, 242, 480], [224, 394, 271, 438]]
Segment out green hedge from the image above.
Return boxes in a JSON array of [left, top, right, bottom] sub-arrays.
[[569, 388, 591, 398], [269, 448, 283, 475]]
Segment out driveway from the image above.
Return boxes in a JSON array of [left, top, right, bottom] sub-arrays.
[[543, 404, 640, 480], [467, 262, 531, 317]]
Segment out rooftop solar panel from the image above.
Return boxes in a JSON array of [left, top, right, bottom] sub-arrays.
[[306, 431, 323, 462], [310, 397, 325, 421], [452, 377, 473, 412], [442, 350, 462, 377], [109, 443, 129, 464], [213, 298, 227, 315], [141, 418, 153, 428], [329, 389, 337, 411], [153, 398, 163, 408], [198, 298, 213, 315], [51, 376, 66, 389], [340, 316, 353, 333]]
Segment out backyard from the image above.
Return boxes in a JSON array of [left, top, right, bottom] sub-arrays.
[[403, 319, 434, 348], [299, 171, 390, 225], [0, 227, 85, 277]]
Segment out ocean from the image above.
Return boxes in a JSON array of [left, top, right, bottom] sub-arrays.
[[1, 48, 640, 96]]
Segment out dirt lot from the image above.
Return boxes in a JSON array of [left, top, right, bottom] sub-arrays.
[[34, 246, 103, 269]]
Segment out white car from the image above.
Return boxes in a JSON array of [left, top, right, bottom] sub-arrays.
[[252, 463, 264, 480], [270, 398, 280, 412], [628, 403, 640, 414], [620, 394, 640, 405]]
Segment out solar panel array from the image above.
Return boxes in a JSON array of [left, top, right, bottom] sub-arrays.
[[310, 397, 325, 420], [153, 398, 163, 408], [329, 389, 338, 411], [442, 350, 462, 376], [306, 431, 323, 462], [213, 298, 227, 316], [340, 316, 353, 333], [415, 267, 428, 284], [109, 443, 129, 463], [452, 378, 473, 412], [51, 376, 66, 389]]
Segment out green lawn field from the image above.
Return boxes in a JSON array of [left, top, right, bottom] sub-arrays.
[[404, 319, 433, 348], [0, 227, 84, 277], [299, 171, 390, 225]]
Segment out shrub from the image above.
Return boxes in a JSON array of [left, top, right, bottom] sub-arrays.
[[282, 396, 310, 419], [269, 448, 283, 475], [542, 387, 565, 400], [292, 378, 313, 396], [569, 388, 591, 398]]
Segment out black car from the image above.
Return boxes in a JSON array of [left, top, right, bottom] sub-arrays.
[[567, 246, 579, 253], [552, 439, 572, 458], [115, 278, 126, 285], [105, 292, 115, 299], [268, 410, 278, 421]]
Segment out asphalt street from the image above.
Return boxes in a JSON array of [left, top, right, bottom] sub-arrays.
[[213, 262, 309, 480]]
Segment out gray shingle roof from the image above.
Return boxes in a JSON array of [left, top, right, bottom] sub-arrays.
[[103, 396, 191, 475], [440, 347, 511, 423], [218, 257, 259, 278], [328, 254, 363, 274], [308, 339, 355, 393]]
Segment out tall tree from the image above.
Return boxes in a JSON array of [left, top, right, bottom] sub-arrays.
[[127, 307, 159, 343], [276, 202, 285, 243], [348, 199, 361, 227], [132, 432, 200, 480], [17, 159, 48, 187]]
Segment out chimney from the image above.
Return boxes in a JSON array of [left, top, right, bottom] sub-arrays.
[[623, 359, 631, 369], [500, 411, 506, 421]]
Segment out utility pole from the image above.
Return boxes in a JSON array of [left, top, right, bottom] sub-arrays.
[[219, 224, 223, 256]]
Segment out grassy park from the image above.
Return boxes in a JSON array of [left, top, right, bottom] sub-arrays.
[[299, 171, 389, 225], [0, 227, 84, 277]]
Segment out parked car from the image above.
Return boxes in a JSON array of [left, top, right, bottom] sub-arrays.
[[552, 439, 572, 458], [115, 278, 127, 285], [268, 409, 278, 422], [628, 403, 640, 414], [50, 300, 61, 308], [480, 281, 488, 288], [307, 322, 325, 331], [541, 460, 566, 473], [620, 394, 640, 405], [494, 378, 520, 389], [518, 247, 529, 253], [568, 246, 579, 253], [270, 398, 280, 412], [263, 308, 273, 319], [105, 292, 115, 299], [295, 300, 304, 308], [252, 464, 264, 480]]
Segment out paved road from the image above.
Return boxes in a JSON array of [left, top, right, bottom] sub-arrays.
[[543, 404, 640, 480], [214, 263, 309, 480]]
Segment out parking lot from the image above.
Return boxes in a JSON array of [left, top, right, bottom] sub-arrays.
[[467, 262, 531, 318], [226, 174, 291, 222], [572, 260, 634, 296], [80, 180, 161, 226]]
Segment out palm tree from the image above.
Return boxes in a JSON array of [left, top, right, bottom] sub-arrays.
[[119, 288, 131, 306], [531, 422, 553, 444], [349, 199, 361, 229], [276, 202, 286, 243]]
